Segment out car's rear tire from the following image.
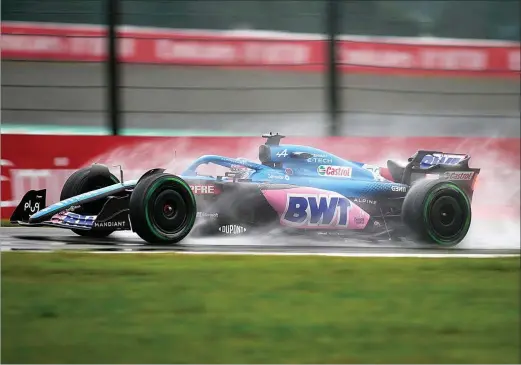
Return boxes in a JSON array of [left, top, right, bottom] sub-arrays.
[[129, 173, 197, 245], [402, 179, 472, 247], [60, 165, 120, 237]]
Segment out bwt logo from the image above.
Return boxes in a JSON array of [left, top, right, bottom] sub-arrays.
[[282, 194, 352, 227], [420, 153, 466, 167]]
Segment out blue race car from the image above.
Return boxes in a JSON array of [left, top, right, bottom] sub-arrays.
[[10, 133, 480, 247]]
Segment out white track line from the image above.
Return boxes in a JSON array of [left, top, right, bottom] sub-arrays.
[[92, 251, 521, 258], [2, 248, 519, 258]]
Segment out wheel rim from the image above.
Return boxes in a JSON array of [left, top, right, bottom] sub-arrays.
[[151, 190, 188, 234], [163, 203, 175, 218], [142, 177, 197, 241], [425, 186, 470, 244], [429, 196, 463, 237]]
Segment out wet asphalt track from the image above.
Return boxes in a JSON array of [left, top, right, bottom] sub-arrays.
[[1, 227, 519, 257]]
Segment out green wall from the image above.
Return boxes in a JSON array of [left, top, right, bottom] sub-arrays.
[[2, 0, 519, 41]]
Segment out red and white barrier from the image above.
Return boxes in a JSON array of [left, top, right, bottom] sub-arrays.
[[1, 22, 519, 78]]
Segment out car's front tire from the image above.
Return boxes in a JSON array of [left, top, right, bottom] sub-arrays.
[[129, 173, 197, 245], [60, 165, 120, 238]]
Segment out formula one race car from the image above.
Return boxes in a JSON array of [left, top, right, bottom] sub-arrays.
[[10, 133, 480, 247]]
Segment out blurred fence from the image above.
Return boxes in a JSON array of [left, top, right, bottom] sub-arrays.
[[3, 0, 520, 41], [1, 0, 520, 137]]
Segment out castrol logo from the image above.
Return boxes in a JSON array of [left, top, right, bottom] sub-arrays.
[[317, 165, 352, 178], [443, 172, 474, 181]]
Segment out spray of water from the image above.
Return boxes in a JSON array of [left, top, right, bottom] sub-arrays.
[[86, 136, 520, 250], [456, 139, 520, 249], [363, 137, 520, 249]]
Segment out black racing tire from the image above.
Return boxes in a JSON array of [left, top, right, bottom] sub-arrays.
[[60, 165, 120, 237], [402, 179, 472, 247], [129, 173, 197, 245]]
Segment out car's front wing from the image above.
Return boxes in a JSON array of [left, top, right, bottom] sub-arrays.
[[11, 190, 132, 232]]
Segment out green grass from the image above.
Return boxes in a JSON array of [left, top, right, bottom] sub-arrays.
[[1, 253, 520, 364]]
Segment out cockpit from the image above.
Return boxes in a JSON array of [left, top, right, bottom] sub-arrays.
[[258, 132, 336, 169], [259, 132, 285, 168]]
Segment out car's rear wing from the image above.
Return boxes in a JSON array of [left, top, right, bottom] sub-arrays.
[[409, 151, 471, 169], [388, 150, 480, 198]]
